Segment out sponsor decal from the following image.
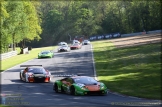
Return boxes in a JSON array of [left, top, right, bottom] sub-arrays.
[[76, 83, 85, 88]]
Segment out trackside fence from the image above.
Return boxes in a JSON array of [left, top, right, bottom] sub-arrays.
[[0, 51, 17, 60], [121, 30, 162, 37]]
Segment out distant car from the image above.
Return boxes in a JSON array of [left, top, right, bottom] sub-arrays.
[[58, 45, 70, 52], [53, 75, 108, 95], [38, 50, 54, 58], [82, 40, 90, 45], [70, 43, 82, 50], [20, 65, 51, 83]]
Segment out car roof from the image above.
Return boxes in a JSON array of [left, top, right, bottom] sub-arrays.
[[28, 66, 44, 69], [70, 76, 91, 79], [41, 50, 50, 52]]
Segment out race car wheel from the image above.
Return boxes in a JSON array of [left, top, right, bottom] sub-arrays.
[[25, 77, 28, 82], [54, 84, 59, 93], [61, 86, 65, 93], [20, 73, 22, 80], [70, 86, 76, 95]]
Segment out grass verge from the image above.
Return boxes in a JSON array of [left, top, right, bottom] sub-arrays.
[[1, 46, 56, 72], [92, 40, 161, 100]]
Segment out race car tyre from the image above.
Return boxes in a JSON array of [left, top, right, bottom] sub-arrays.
[[101, 90, 108, 96], [61, 86, 65, 93], [25, 77, 28, 82], [70, 86, 76, 95], [20, 73, 22, 80], [54, 84, 59, 93], [48, 77, 51, 83]]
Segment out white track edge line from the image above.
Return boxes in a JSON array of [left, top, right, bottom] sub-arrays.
[[90, 44, 98, 80]]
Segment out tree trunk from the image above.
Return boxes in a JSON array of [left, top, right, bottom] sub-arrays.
[[13, 33, 15, 51]]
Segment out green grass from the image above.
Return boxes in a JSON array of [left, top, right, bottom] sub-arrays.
[[1, 46, 56, 72], [0, 105, 12, 107], [92, 40, 161, 100]]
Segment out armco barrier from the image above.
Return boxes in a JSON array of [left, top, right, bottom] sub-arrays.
[[147, 30, 162, 34], [0, 51, 17, 60], [121, 32, 144, 37]]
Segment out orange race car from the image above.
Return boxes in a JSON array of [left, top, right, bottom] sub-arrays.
[[53, 75, 108, 95], [70, 43, 82, 50]]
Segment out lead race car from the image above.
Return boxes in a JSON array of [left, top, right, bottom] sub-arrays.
[[20, 65, 51, 83], [53, 75, 108, 95], [57, 45, 70, 52]]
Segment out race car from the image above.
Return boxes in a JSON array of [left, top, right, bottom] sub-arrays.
[[82, 40, 90, 45], [53, 75, 108, 95], [58, 45, 70, 52], [70, 43, 82, 50], [20, 65, 51, 83], [38, 50, 54, 58]]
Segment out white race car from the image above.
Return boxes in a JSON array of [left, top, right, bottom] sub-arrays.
[[82, 40, 90, 45], [58, 45, 70, 52]]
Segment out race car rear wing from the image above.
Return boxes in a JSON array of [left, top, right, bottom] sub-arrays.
[[20, 65, 42, 67], [53, 74, 80, 77]]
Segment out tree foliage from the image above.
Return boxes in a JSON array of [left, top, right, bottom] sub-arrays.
[[1, 0, 161, 50], [0, 0, 42, 53], [38, 0, 161, 47]]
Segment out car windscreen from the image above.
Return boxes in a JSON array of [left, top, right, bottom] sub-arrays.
[[74, 77, 97, 85], [41, 51, 50, 54], [28, 68, 46, 74], [72, 44, 79, 46], [84, 40, 88, 42], [62, 45, 68, 47]]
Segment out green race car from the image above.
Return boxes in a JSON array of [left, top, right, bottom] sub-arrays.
[[38, 50, 54, 58], [53, 75, 108, 95]]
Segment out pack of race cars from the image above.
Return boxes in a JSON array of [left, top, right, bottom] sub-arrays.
[[19, 65, 109, 96], [19, 40, 109, 96], [37, 40, 90, 59], [57, 40, 90, 52]]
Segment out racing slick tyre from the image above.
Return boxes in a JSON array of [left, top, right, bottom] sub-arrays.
[[20, 73, 22, 80], [70, 86, 76, 95], [54, 83, 59, 93], [25, 76, 28, 82], [61, 86, 65, 93]]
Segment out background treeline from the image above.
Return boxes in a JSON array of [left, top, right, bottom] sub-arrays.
[[1, 0, 161, 53], [1, 0, 42, 53]]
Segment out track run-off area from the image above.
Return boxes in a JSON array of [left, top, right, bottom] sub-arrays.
[[1, 36, 162, 107]]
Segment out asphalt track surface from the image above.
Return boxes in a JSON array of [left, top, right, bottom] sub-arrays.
[[1, 44, 161, 107]]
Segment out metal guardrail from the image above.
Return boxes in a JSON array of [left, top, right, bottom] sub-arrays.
[[147, 30, 162, 34], [0, 51, 17, 60]]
